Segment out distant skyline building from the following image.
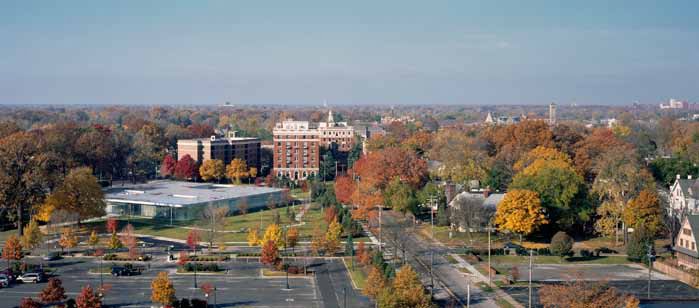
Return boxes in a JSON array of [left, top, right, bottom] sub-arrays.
[[660, 98, 690, 110], [177, 132, 261, 170], [548, 102, 557, 125]]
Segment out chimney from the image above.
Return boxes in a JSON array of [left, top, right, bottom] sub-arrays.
[[677, 174, 681, 180]]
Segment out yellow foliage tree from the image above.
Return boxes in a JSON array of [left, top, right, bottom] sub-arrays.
[[22, 219, 43, 250], [108, 232, 123, 250], [87, 230, 100, 249], [58, 227, 78, 252], [151, 272, 176, 306], [514, 146, 573, 173], [363, 265, 387, 299], [392, 264, 433, 308], [199, 159, 226, 182], [494, 189, 548, 239], [623, 189, 663, 236], [260, 223, 283, 248], [310, 224, 326, 255], [247, 227, 260, 247], [324, 219, 342, 255], [226, 158, 249, 184]]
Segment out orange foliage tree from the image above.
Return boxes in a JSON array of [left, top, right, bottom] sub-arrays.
[[260, 240, 279, 268], [334, 175, 355, 205]]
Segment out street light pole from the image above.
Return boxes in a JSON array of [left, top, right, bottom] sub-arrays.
[[488, 225, 492, 287], [528, 249, 533, 308]]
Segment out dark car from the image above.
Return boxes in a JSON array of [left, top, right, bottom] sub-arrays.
[[42, 252, 62, 261], [111, 266, 137, 276]]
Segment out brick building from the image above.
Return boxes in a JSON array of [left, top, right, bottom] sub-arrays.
[[177, 134, 261, 170], [272, 119, 320, 180], [272, 111, 356, 180]]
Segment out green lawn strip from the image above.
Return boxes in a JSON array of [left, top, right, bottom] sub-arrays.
[[444, 254, 458, 264], [486, 255, 631, 265], [496, 298, 515, 308], [342, 257, 367, 290]]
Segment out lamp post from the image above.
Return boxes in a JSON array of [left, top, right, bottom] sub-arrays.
[[285, 227, 290, 290]]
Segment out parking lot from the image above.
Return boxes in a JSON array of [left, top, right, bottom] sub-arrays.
[[0, 256, 368, 308]]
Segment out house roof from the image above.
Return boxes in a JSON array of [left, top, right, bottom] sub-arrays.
[[448, 191, 505, 209], [676, 179, 699, 199]]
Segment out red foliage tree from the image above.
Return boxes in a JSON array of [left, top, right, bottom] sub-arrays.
[[186, 229, 200, 254], [76, 285, 101, 308], [119, 224, 138, 259], [177, 251, 189, 267], [334, 175, 355, 204], [160, 154, 176, 177], [19, 298, 41, 308], [39, 278, 67, 304], [260, 240, 279, 268], [174, 154, 199, 180], [188, 123, 214, 138], [106, 217, 118, 234], [324, 206, 337, 225]]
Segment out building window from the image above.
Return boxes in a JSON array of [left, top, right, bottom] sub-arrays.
[[693, 242, 696, 250], [684, 228, 692, 236], [681, 239, 684, 246]]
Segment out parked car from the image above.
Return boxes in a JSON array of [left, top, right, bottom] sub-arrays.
[[42, 252, 61, 261], [18, 272, 44, 283], [0, 269, 16, 282], [0, 274, 9, 287], [111, 266, 137, 276]]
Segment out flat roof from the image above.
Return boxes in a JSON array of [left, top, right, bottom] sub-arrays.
[[103, 180, 283, 207]]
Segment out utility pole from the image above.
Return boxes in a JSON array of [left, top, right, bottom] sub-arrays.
[[426, 194, 437, 298], [528, 249, 533, 308], [378, 204, 382, 252], [488, 225, 492, 287], [647, 244, 655, 299]]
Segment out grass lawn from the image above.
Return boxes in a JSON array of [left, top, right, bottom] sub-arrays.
[[342, 257, 368, 290], [480, 254, 631, 265], [83, 203, 369, 243]]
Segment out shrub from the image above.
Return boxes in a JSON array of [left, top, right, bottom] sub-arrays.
[[191, 298, 207, 308], [550, 231, 574, 258], [580, 249, 593, 258]]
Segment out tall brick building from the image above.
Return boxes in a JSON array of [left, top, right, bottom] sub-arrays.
[[272, 120, 320, 180], [177, 134, 261, 170], [272, 110, 355, 180]]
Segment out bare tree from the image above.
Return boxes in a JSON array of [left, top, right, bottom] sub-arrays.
[[201, 205, 228, 252], [450, 194, 495, 243], [383, 217, 413, 264]]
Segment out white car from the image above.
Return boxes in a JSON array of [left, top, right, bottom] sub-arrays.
[[0, 274, 8, 287], [17, 273, 44, 283]]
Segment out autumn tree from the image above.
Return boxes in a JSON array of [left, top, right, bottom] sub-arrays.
[[120, 224, 138, 258], [510, 147, 584, 230], [40, 278, 67, 304], [260, 223, 283, 248], [108, 232, 122, 250], [287, 227, 299, 251], [186, 229, 200, 255], [392, 264, 432, 308], [357, 242, 370, 265], [573, 128, 631, 182], [151, 272, 176, 307], [199, 159, 225, 182], [325, 219, 342, 255], [21, 218, 43, 250], [383, 178, 417, 214], [43, 167, 106, 223], [59, 227, 78, 253], [160, 154, 176, 177], [249, 167, 258, 183], [247, 227, 260, 247], [310, 224, 325, 255], [226, 158, 249, 184], [623, 189, 663, 236], [592, 148, 653, 245], [538, 278, 639, 308], [2, 234, 23, 268], [106, 217, 118, 233], [428, 130, 488, 184], [334, 175, 355, 205], [87, 230, 100, 250], [174, 154, 199, 180], [363, 265, 387, 299], [0, 131, 46, 235], [76, 285, 102, 308], [494, 189, 548, 240], [260, 240, 280, 268], [201, 205, 228, 251], [324, 206, 337, 224], [19, 298, 41, 308], [177, 251, 189, 267]]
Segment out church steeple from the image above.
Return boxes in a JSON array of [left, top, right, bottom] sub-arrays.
[[328, 110, 335, 124]]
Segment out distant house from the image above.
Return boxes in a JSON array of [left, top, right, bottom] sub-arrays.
[[674, 215, 699, 269], [669, 176, 699, 218], [448, 191, 504, 232]]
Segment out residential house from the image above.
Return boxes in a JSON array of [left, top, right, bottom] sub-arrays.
[[674, 215, 699, 269], [669, 175, 699, 218]]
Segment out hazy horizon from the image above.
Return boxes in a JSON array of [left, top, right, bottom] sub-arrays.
[[2, 1, 698, 106]]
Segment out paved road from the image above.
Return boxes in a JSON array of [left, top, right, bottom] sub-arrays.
[[381, 212, 497, 308]]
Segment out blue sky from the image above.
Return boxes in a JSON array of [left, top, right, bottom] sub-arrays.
[[1, 1, 697, 105]]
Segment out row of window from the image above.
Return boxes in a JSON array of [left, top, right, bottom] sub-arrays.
[[274, 135, 319, 140], [680, 238, 696, 251]]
